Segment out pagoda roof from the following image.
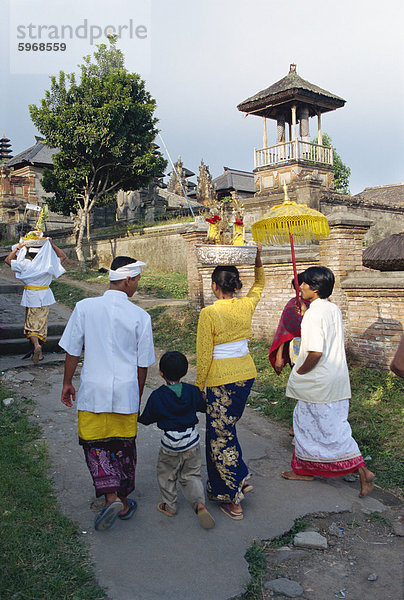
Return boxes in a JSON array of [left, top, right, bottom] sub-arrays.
[[7, 136, 58, 168], [168, 166, 195, 179], [213, 167, 254, 194], [237, 65, 345, 121]]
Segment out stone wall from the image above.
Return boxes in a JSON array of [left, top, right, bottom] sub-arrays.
[[63, 222, 191, 273]]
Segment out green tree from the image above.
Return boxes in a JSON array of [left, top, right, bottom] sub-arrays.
[[312, 133, 351, 194], [30, 36, 166, 267]]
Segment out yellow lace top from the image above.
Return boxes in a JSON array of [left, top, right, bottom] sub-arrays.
[[195, 266, 265, 390]]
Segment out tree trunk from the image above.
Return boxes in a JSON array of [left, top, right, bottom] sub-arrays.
[[75, 208, 87, 271], [86, 211, 94, 261]]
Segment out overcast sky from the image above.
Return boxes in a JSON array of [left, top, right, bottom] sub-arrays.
[[1, 0, 403, 194]]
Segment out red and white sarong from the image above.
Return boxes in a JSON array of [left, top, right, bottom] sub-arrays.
[[291, 399, 365, 477]]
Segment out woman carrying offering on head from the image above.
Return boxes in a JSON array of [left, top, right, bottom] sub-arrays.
[[195, 245, 265, 520]]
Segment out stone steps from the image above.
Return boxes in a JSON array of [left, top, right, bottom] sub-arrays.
[[0, 334, 63, 356]]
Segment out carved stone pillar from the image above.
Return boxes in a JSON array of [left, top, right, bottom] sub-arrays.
[[182, 230, 207, 309], [299, 106, 310, 142], [277, 117, 285, 143]]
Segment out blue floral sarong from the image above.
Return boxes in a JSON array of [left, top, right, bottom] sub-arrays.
[[206, 379, 254, 504]]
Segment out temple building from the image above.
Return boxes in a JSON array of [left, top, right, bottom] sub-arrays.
[[213, 167, 254, 201]]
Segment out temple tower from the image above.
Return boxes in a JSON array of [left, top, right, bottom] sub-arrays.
[[237, 64, 345, 216], [0, 135, 13, 160]]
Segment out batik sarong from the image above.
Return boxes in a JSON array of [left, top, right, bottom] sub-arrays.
[[24, 306, 49, 342], [268, 297, 309, 373], [79, 411, 137, 498], [291, 399, 365, 477], [82, 439, 137, 498], [206, 379, 254, 504]]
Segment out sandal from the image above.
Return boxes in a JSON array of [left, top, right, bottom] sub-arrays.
[[242, 482, 254, 494], [220, 502, 243, 520], [196, 506, 215, 529], [94, 500, 124, 531], [157, 502, 176, 517], [118, 498, 138, 520]]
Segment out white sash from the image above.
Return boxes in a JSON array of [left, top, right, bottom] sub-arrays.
[[213, 339, 249, 359]]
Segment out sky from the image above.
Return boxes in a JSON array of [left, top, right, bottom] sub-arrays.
[[1, 0, 403, 195]]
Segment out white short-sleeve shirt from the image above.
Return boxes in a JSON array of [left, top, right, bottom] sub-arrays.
[[59, 290, 155, 414], [11, 240, 65, 307], [286, 298, 351, 403]]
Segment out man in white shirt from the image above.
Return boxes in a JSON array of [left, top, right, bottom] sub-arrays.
[[59, 256, 155, 531], [5, 238, 67, 363], [281, 266, 374, 498]]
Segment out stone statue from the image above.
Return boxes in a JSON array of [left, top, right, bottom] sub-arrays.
[[196, 159, 214, 206]]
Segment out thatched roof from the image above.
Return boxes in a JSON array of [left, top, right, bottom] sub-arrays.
[[363, 232, 404, 271], [237, 64, 345, 121]]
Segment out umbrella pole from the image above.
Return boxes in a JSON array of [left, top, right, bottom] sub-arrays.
[[288, 230, 300, 304]]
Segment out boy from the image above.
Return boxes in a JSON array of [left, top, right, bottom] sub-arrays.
[[138, 351, 215, 529]]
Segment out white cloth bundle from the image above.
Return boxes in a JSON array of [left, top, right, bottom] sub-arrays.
[[108, 261, 146, 281]]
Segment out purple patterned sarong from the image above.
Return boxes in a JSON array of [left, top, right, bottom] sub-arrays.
[[82, 439, 137, 498]]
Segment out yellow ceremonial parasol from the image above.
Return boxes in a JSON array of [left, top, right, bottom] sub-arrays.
[[251, 183, 329, 302]]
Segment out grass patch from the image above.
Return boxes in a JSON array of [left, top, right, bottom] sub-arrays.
[[65, 268, 109, 284], [366, 512, 391, 526], [147, 304, 198, 360], [138, 270, 188, 299], [0, 383, 107, 600], [51, 280, 94, 310], [65, 268, 188, 299], [240, 542, 267, 600], [270, 518, 308, 548]]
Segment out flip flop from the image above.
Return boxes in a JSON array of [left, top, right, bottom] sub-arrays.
[[242, 482, 254, 494], [196, 507, 215, 529], [220, 503, 243, 520], [94, 500, 124, 531], [157, 502, 176, 517], [118, 498, 138, 520]]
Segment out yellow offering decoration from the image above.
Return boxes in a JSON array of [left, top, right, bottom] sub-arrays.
[[251, 184, 329, 303], [251, 184, 329, 245], [21, 205, 49, 245], [232, 219, 245, 246]]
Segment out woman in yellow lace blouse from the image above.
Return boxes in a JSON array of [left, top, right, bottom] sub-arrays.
[[195, 245, 264, 520]]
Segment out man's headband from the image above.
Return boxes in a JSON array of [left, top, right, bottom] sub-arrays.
[[108, 261, 146, 281]]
